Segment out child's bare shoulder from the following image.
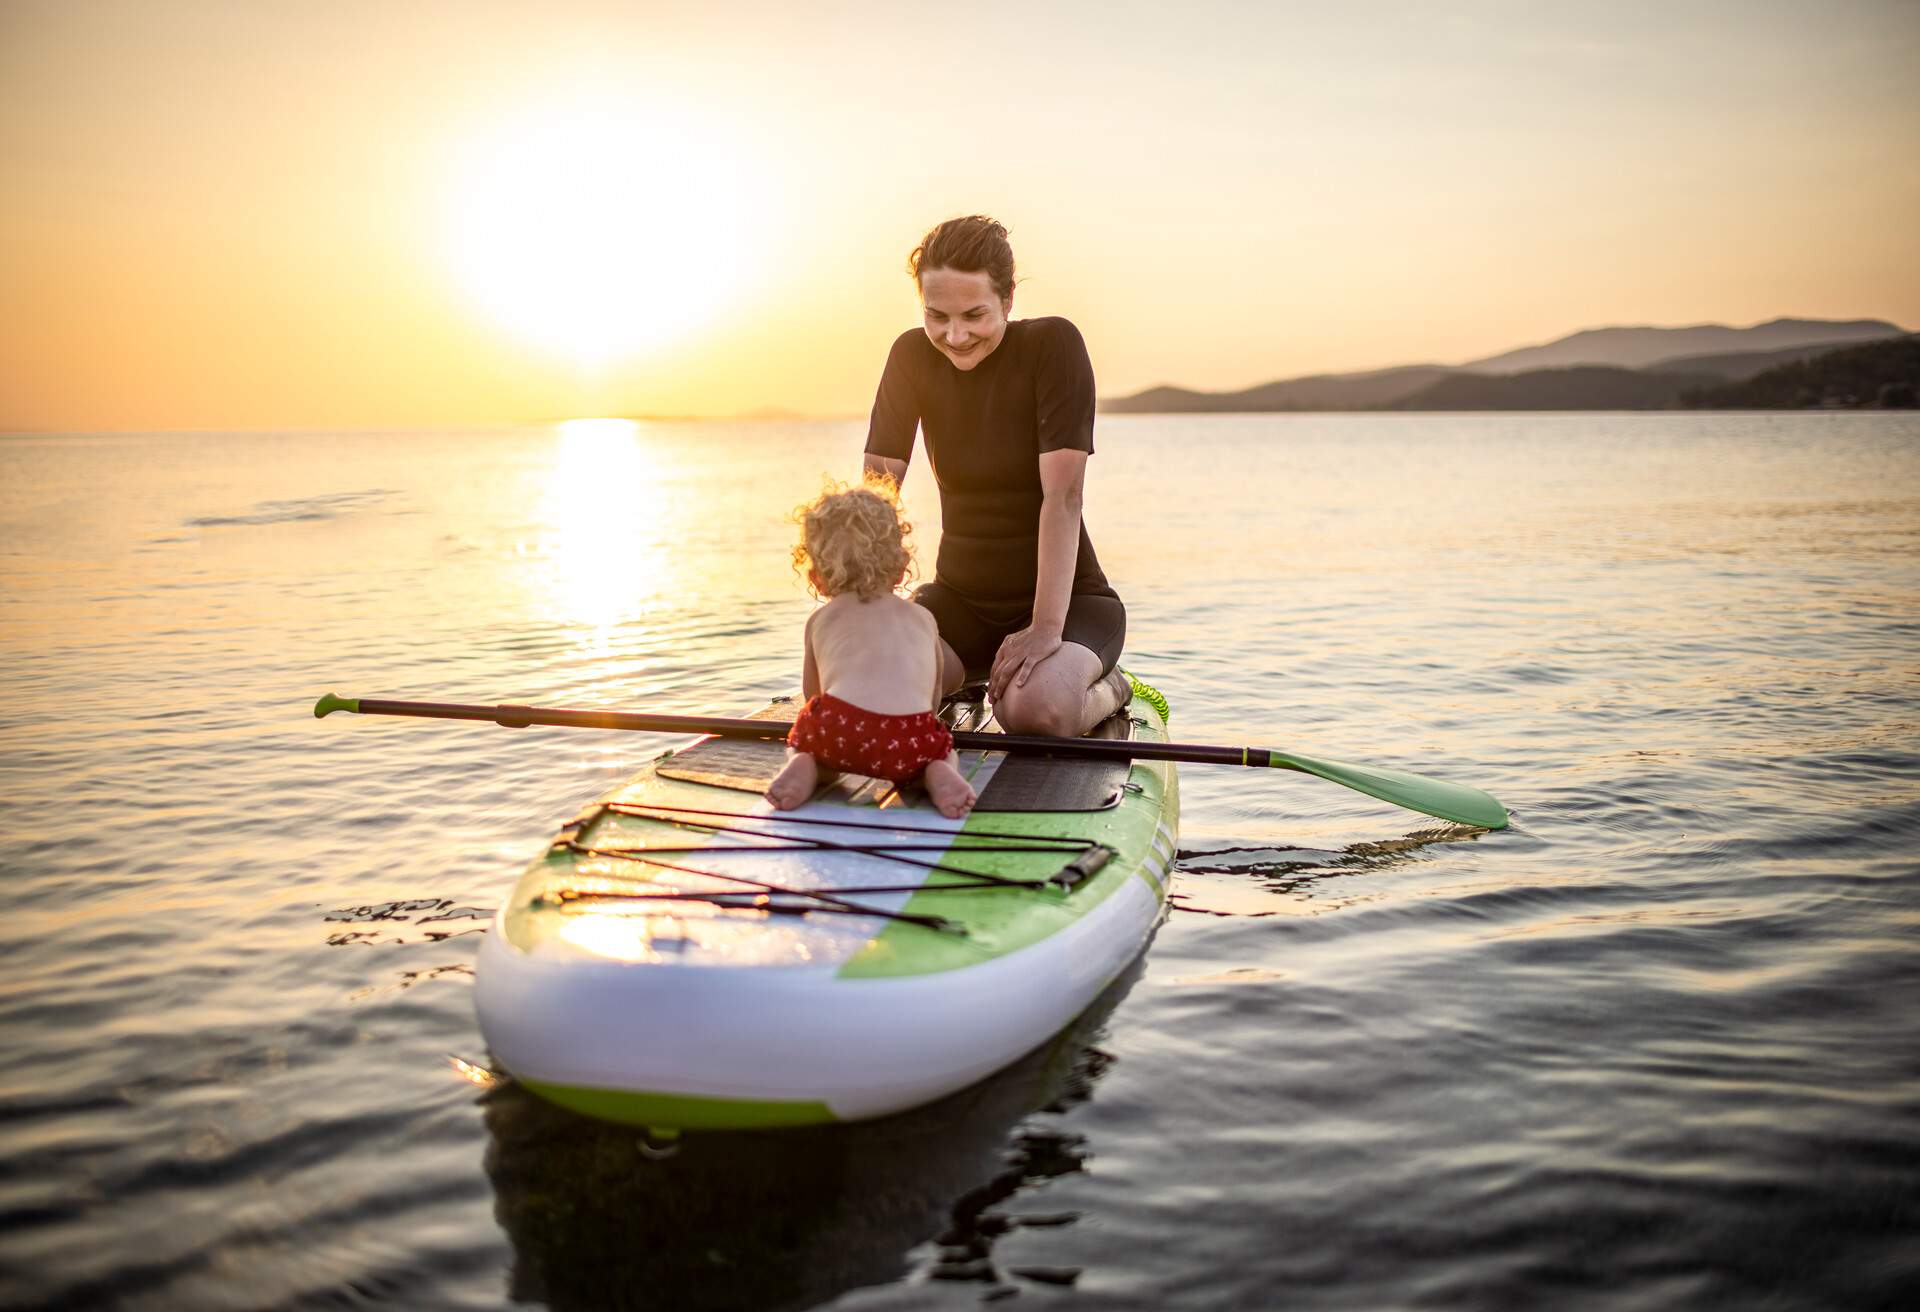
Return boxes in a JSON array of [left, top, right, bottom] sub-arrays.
[[809, 594, 876, 629], [879, 597, 937, 636], [891, 596, 936, 628]]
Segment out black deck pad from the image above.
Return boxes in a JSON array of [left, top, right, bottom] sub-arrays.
[[654, 736, 790, 791], [654, 702, 795, 791], [970, 710, 1134, 813]]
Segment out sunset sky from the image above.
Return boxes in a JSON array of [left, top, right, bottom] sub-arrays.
[[3, 0, 1916, 431]]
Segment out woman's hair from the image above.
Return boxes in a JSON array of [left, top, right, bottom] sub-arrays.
[[908, 215, 1016, 301], [792, 478, 915, 601]]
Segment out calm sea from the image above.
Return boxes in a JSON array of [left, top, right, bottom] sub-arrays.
[[2, 414, 1917, 1310]]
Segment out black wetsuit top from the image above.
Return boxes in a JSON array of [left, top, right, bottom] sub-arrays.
[[864, 317, 1114, 623]]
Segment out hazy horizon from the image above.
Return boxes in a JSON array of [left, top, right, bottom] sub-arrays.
[[4, 0, 1917, 430]]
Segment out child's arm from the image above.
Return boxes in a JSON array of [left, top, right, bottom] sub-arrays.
[[929, 614, 946, 709], [801, 611, 821, 700]]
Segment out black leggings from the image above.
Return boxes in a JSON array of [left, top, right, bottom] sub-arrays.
[[911, 580, 1126, 681]]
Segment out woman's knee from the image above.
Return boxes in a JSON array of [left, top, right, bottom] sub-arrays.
[[994, 683, 1081, 737]]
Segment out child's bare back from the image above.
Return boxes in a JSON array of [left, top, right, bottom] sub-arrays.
[[806, 593, 942, 714], [765, 482, 976, 818]]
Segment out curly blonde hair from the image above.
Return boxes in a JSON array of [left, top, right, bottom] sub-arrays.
[[792, 478, 915, 601]]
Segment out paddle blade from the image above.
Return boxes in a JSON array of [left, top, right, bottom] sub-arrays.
[[1268, 750, 1509, 830]]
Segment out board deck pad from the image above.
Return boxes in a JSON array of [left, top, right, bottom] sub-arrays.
[[969, 752, 1126, 811], [655, 702, 795, 789], [971, 710, 1134, 812], [655, 736, 789, 790]]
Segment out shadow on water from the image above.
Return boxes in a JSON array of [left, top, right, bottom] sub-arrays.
[[183, 488, 398, 529], [323, 897, 491, 947], [1171, 822, 1494, 916], [478, 956, 1147, 1311]]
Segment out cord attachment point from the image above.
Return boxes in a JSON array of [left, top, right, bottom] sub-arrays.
[[1050, 844, 1114, 890]]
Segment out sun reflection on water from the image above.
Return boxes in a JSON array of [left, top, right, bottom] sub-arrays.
[[446, 1055, 501, 1088], [535, 419, 682, 637]]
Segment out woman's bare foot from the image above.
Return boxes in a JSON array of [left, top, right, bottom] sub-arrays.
[[765, 751, 820, 810], [922, 755, 976, 819]]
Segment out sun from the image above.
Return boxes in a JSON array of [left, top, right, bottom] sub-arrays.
[[444, 94, 758, 366]]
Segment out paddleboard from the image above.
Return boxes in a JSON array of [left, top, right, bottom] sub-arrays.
[[474, 679, 1179, 1129]]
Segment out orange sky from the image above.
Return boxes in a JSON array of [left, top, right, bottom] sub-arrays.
[[3, 0, 1917, 430]]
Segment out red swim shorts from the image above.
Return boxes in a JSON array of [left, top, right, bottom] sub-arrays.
[[787, 693, 954, 784]]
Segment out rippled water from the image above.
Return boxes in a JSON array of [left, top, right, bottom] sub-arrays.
[[3, 414, 1917, 1310]]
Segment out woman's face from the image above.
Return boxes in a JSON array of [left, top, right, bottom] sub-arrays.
[[919, 267, 1011, 371]]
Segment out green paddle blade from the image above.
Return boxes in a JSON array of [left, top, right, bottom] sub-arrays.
[[1268, 750, 1509, 830]]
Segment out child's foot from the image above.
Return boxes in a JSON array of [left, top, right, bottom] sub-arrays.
[[765, 752, 820, 810], [922, 756, 976, 820]]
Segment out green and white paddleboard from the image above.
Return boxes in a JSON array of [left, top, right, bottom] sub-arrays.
[[474, 681, 1179, 1130]]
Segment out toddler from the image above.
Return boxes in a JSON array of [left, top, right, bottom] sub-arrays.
[[765, 481, 977, 818]]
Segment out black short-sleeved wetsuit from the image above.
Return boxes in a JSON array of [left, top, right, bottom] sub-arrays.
[[864, 316, 1125, 680]]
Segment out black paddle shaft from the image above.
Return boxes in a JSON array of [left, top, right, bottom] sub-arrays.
[[344, 697, 1279, 770]]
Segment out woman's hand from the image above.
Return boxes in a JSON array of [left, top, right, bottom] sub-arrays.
[[990, 623, 1063, 702]]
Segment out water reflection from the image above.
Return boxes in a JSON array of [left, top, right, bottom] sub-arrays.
[[536, 420, 684, 635], [480, 958, 1143, 1310]]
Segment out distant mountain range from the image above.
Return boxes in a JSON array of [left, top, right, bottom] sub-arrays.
[[1459, 318, 1900, 373], [1101, 318, 1912, 413]]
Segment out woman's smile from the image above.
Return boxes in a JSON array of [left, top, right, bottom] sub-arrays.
[[919, 267, 1010, 371]]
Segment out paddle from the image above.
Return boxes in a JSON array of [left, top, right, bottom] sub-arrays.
[[314, 693, 1508, 829]]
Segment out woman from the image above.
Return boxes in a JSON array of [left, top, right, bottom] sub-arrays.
[[863, 215, 1130, 737]]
